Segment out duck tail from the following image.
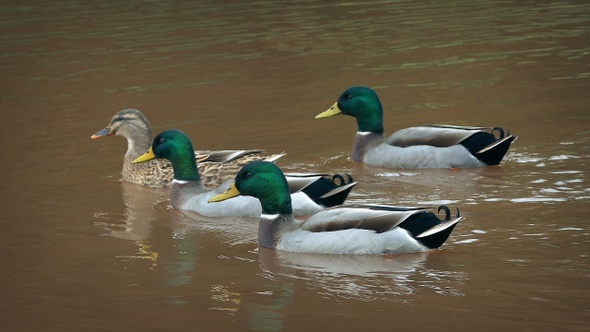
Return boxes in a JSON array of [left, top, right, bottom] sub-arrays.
[[317, 181, 357, 207], [474, 133, 517, 165], [291, 173, 356, 208], [459, 127, 517, 166], [413, 207, 463, 249]]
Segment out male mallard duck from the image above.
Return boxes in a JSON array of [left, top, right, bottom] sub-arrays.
[[134, 129, 356, 218], [91, 109, 282, 188], [316, 86, 517, 169], [209, 161, 462, 255]]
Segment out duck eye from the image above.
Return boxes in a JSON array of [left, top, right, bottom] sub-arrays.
[[159, 137, 166, 144], [243, 172, 253, 179], [346, 94, 353, 99]]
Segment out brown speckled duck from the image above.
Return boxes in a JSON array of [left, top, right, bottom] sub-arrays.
[[91, 109, 283, 188]]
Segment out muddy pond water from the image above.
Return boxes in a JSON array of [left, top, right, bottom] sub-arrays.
[[1, 1, 588, 331]]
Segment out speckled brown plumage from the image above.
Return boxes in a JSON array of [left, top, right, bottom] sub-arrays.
[[92, 109, 282, 188]]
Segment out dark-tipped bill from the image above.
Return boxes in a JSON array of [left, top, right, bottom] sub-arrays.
[[90, 127, 113, 139]]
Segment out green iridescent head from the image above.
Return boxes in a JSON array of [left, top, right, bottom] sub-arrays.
[[316, 86, 384, 134], [134, 129, 200, 182], [209, 161, 292, 215]]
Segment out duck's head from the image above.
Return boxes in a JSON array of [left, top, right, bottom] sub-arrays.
[[315, 86, 384, 134], [134, 129, 200, 181], [91, 109, 152, 142], [209, 161, 293, 215]]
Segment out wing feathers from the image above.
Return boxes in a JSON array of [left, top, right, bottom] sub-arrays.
[[301, 207, 422, 233], [285, 175, 324, 193], [195, 149, 266, 163], [387, 125, 510, 148]]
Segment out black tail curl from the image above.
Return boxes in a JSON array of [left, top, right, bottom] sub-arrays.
[[330, 173, 354, 186], [437, 205, 461, 221], [492, 127, 506, 139]]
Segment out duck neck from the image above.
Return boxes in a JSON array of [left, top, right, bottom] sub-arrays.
[[123, 126, 153, 160], [122, 128, 154, 179], [352, 132, 385, 162], [258, 181, 293, 216], [355, 101, 384, 135], [256, 182, 293, 249], [168, 148, 201, 183], [258, 214, 293, 249], [170, 180, 204, 209]]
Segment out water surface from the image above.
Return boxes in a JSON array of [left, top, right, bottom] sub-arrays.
[[1, 1, 588, 331]]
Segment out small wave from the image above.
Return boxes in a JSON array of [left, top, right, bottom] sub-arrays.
[[510, 197, 567, 203]]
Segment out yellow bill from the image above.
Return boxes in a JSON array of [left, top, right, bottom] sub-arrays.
[[209, 182, 241, 202], [133, 147, 156, 163], [315, 102, 342, 119]]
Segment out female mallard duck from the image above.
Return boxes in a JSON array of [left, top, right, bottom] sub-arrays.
[[209, 161, 462, 255], [134, 129, 357, 218], [91, 109, 282, 188], [316, 86, 517, 169]]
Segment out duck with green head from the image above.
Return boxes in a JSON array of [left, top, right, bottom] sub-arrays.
[[134, 129, 357, 218], [316, 86, 517, 169], [210, 161, 462, 254], [91, 109, 283, 188]]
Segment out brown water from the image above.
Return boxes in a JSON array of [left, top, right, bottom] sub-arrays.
[[1, 1, 589, 331]]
